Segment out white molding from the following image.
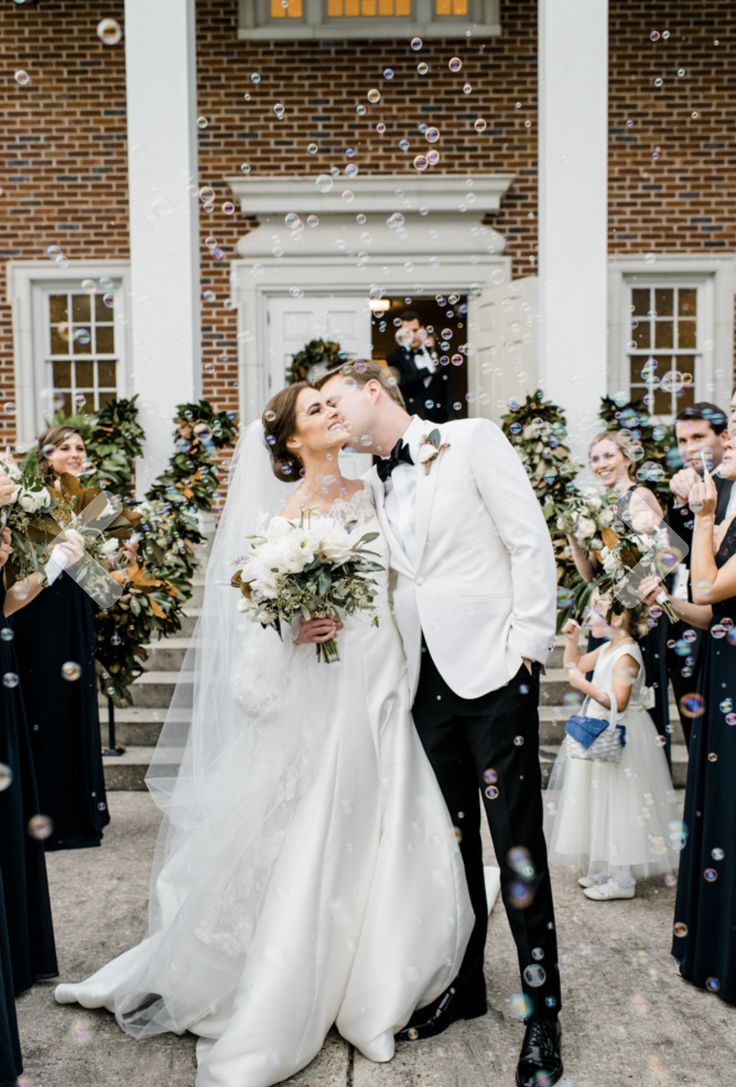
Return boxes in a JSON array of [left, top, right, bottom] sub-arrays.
[[230, 252, 509, 423], [225, 174, 514, 216], [5, 260, 132, 451], [607, 254, 736, 415]]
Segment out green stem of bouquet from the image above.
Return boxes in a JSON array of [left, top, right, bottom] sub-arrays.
[[316, 636, 341, 664]]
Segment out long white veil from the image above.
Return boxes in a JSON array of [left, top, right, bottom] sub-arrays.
[[113, 421, 326, 1037]]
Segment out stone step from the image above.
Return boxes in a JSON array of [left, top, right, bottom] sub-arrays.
[[102, 745, 181, 792], [99, 706, 189, 747], [142, 637, 199, 672], [118, 671, 193, 709], [103, 740, 690, 792]]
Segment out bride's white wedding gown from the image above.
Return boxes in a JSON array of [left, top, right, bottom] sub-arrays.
[[55, 489, 476, 1087]]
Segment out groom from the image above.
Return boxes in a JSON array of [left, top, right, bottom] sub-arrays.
[[317, 362, 563, 1087]]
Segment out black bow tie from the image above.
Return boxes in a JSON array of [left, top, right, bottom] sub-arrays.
[[376, 439, 414, 483]]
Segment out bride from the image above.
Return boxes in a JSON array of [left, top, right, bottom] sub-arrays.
[[55, 383, 476, 1087]]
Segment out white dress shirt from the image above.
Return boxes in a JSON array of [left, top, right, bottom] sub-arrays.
[[382, 415, 427, 566]]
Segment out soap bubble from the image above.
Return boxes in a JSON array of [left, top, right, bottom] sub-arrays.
[[383, 68, 394, 80], [679, 693, 705, 719], [14, 70, 31, 87], [523, 964, 547, 988], [97, 18, 122, 46], [417, 62, 429, 75], [28, 814, 53, 841], [61, 661, 82, 682], [0, 764, 12, 792], [367, 88, 381, 104], [425, 127, 440, 144], [474, 118, 488, 133], [315, 175, 333, 193], [449, 57, 463, 72], [410, 36, 423, 51]]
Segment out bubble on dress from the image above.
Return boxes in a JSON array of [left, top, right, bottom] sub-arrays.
[[705, 977, 720, 993], [704, 868, 718, 883], [673, 922, 688, 938], [61, 662, 82, 682], [711, 847, 724, 861], [523, 964, 546, 988], [0, 764, 12, 792], [28, 814, 53, 841], [3, 673, 19, 689], [679, 693, 705, 719]]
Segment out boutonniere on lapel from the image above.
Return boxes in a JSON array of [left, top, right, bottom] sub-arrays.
[[418, 429, 450, 476]]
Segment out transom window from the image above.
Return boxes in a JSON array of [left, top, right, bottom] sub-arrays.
[[43, 286, 121, 416], [243, 0, 498, 38], [627, 284, 698, 416]]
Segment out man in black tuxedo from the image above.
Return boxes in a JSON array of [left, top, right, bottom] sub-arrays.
[[386, 311, 454, 423], [665, 402, 732, 745]]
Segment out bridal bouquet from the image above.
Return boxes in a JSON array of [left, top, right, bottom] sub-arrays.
[[597, 529, 681, 623], [0, 456, 59, 583], [556, 487, 620, 551], [232, 513, 383, 662]]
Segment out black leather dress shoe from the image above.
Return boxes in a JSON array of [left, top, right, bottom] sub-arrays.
[[516, 1019, 563, 1087], [395, 984, 487, 1042]]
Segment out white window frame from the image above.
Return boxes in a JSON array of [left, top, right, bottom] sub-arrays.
[[6, 261, 131, 451], [239, 0, 500, 39], [607, 256, 736, 422]]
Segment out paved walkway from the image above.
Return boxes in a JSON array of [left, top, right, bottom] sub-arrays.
[[16, 793, 735, 1087]]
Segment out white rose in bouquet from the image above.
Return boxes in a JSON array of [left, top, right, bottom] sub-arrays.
[[18, 486, 51, 514], [577, 516, 597, 541]]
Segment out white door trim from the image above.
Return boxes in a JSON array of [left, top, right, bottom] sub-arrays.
[[230, 254, 512, 423]]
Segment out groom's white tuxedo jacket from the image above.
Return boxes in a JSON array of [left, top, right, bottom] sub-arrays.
[[368, 416, 557, 701]]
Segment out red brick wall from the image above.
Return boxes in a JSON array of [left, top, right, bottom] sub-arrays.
[[0, 0, 128, 445], [0, 0, 734, 446], [608, 1, 736, 254], [194, 0, 540, 410]]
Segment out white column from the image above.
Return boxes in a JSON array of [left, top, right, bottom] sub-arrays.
[[538, 0, 608, 452], [124, 0, 201, 491]]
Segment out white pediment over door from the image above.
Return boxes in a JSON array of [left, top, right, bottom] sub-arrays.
[[227, 174, 519, 423], [226, 174, 513, 261]]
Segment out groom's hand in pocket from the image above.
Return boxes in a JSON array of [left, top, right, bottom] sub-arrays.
[[294, 616, 344, 646]]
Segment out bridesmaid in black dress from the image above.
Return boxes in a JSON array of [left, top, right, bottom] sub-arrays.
[[5, 426, 110, 851], [0, 525, 58, 992], [672, 435, 736, 1004], [566, 430, 672, 756], [0, 870, 23, 1087]]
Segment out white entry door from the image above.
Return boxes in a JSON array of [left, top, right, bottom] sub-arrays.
[[467, 276, 539, 423], [266, 294, 372, 394]]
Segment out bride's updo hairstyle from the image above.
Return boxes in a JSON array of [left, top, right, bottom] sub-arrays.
[[262, 382, 311, 482]]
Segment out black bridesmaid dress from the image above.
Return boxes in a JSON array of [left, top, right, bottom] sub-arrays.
[[0, 586, 58, 991], [9, 574, 110, 851], [672, 516, 736, 1004], [0, 871, 22, 1087]]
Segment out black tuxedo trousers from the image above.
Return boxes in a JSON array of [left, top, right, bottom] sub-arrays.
[[412, 642, 561, 1020]]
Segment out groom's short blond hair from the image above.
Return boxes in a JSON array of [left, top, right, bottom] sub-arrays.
[[315, 359, 405, 408]]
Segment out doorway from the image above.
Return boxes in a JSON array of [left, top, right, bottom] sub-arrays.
[[371, 293, 469, 419]]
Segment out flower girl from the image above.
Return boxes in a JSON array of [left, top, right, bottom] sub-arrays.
[[545, 589, 681, 900]]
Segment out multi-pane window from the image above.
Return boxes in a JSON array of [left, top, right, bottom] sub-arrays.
[[435, 0, 469, 14], [270, 0, 303, 16], [45, 288, 119, 415], [326, 0, 411, 13], [244, 0, 498, 36], [628, 285, 698, 416]]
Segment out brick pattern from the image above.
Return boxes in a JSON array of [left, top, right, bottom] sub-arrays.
[[0, 0, 733, 447], [194, 0, 539, 412], [608, 2, 736, 255]]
